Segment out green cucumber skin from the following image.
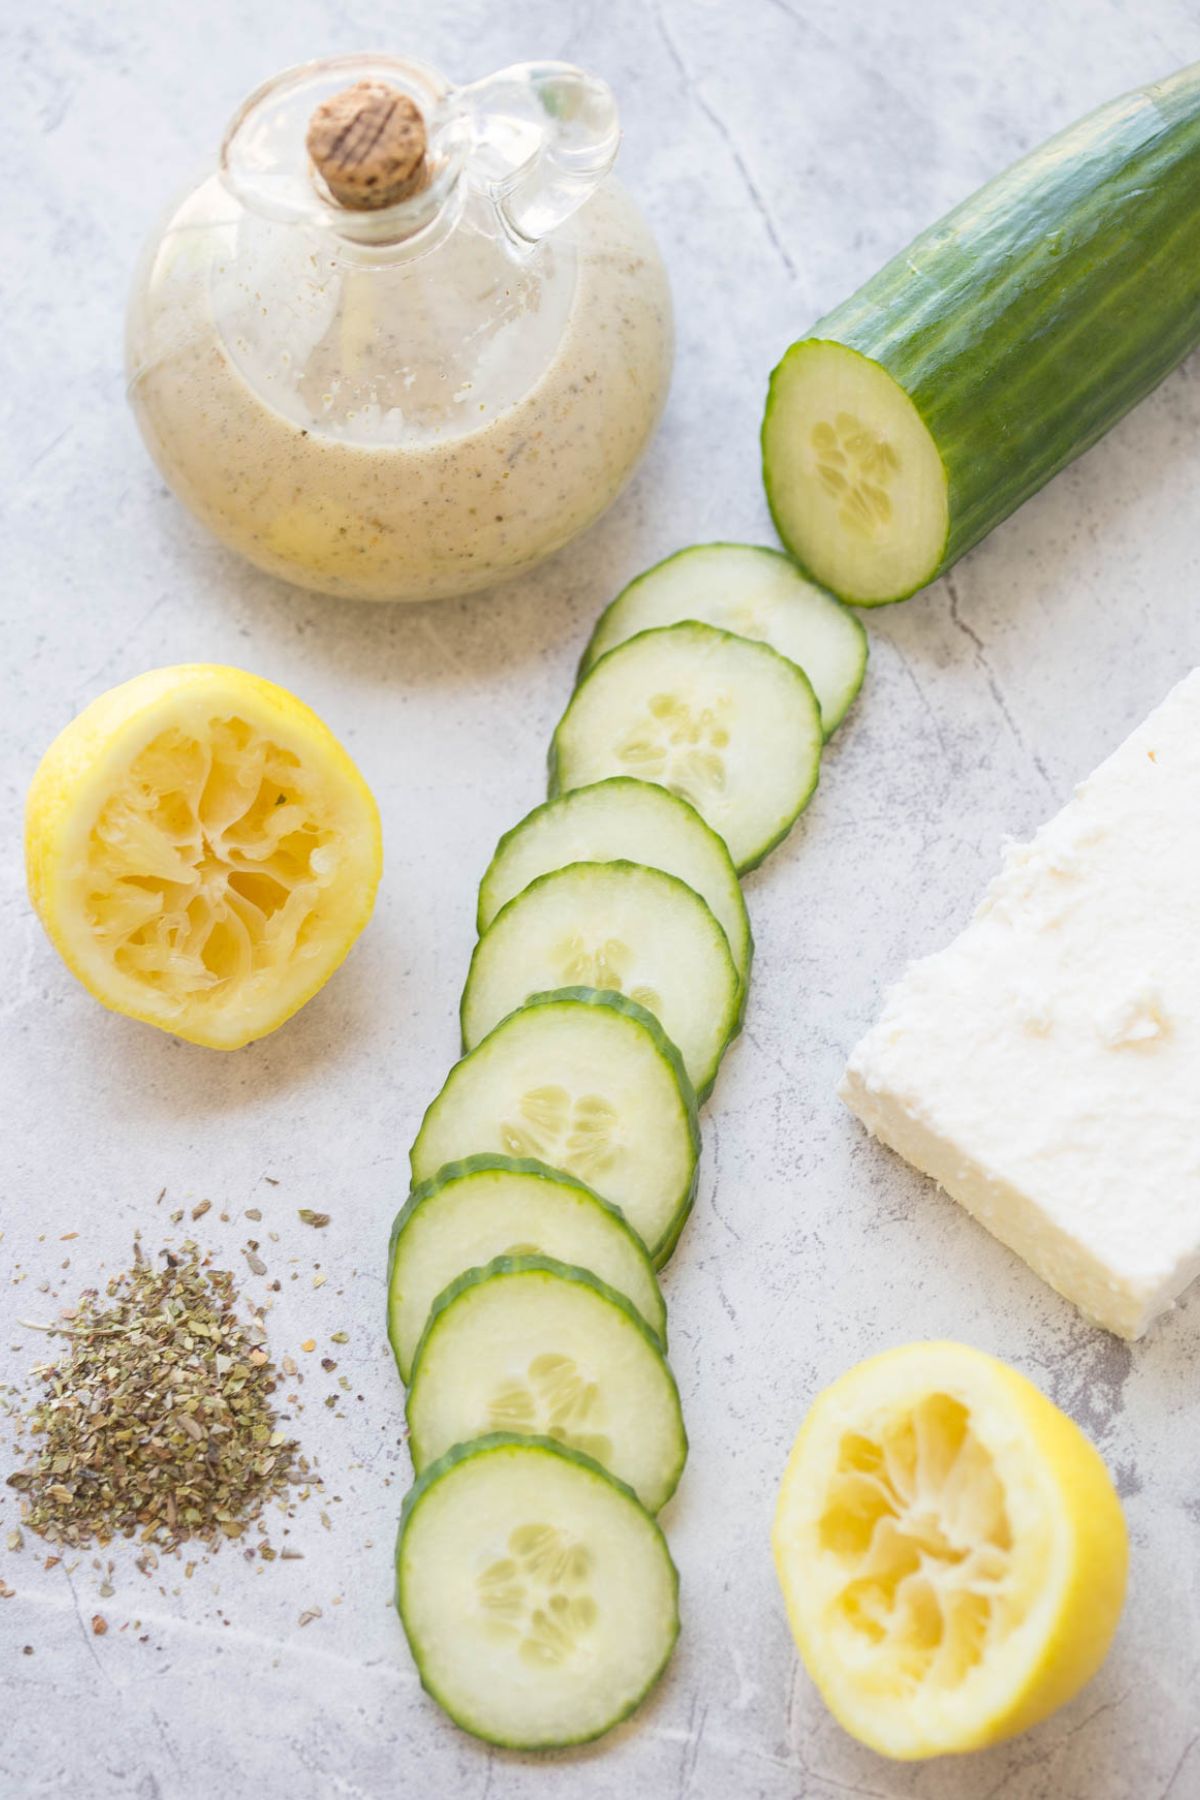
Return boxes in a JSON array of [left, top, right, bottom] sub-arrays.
[[408, 986, 702, 1271], [395, 1431, 681, 1751], [577, 544, 868, 734], [475, 775, 755, 971], [764, 63, 1200, 604], [459, 862, 745, 1104], [405, 1252, 689, 1506], [385, 1152, 668, 1381], [548, 622, 822, 876]]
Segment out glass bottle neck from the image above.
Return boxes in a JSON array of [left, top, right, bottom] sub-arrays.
[[218, 53, 621, 260]]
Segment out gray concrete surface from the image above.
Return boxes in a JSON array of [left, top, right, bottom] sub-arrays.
[[3, 1, 1200, 1794]]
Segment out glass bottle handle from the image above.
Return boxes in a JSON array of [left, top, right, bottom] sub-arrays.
[[458, 62, 620, 244]]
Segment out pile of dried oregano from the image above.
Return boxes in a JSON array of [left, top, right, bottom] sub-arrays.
[[6, 1241, 307, 1551]]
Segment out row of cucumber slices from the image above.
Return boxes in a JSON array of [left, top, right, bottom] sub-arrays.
[[387, 544, 868, 1749]]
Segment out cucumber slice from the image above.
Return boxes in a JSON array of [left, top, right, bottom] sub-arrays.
[[477, 777, 752, 989], [549, 622, 822, 874], [410, 988, 699, 1267], [407, 1255, 686, 1513], [396, 1433, 680, 1749], [462, 861, 741, 1101], [387, 1154, 666, 1383], [580, 544, 867, 736]]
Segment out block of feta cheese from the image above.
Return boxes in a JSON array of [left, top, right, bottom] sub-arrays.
[[840, 667, 1200, 1339]]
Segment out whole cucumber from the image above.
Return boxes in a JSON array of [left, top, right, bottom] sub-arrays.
[[762, 65, 1200, 606]]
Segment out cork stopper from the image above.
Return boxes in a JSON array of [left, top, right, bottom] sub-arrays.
[[306, 80, 428, 211]]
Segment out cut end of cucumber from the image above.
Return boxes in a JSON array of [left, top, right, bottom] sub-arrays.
[[396, 1434, 679, 1750], [763, 340, 949, 606]]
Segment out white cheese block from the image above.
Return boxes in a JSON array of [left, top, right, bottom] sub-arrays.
[[840, 668, 1200, 1339]]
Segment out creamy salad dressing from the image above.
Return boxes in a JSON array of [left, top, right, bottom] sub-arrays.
[[128, 178, 672, 601]]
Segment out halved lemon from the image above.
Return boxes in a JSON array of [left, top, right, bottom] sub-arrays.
[[26, 665, 382, 1049], [772, 1341, 1127, 1760]]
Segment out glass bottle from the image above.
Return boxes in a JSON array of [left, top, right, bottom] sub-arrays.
[[126, 54, 674, 602]]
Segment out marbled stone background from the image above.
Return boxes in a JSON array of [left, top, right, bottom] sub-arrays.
[[3, 2, 1200, 1795]]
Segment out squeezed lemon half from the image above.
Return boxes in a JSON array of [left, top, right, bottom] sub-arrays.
[[773, 1341, 1127, 1760], [25, 665, 382, 1048]]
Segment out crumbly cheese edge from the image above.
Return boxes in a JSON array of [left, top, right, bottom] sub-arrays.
[[837, 1058, 1195, 1340]]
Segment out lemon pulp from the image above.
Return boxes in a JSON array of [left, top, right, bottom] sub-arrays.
[[819, 1392, 1021, 1696]]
